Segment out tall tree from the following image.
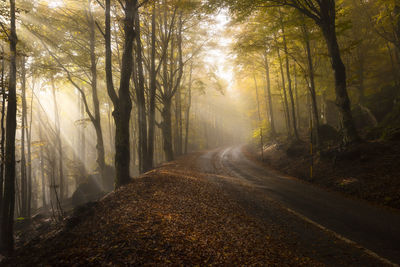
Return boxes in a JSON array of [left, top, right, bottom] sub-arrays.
[[87, 0, 106, 185], [277, 0, 360, 143], [133, 9, 149, 173], [279, 9, 299, 140], [105, 0, 136, 187], [1, 0, 18, 254], [20, 56, 28, 217], [214, 0, 361, 143], [263, 51, 276, 138]]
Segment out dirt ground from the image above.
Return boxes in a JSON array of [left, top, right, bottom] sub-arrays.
[[4, 160, 320, 266], [3, 150, 394, 266], [244, 140, 400, 210]]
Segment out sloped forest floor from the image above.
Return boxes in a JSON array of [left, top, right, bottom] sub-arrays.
[[3, 152, 387, 266], [4, 163, 319, 266], [245, 139, 400, 210]]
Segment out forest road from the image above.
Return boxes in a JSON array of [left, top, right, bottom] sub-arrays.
[[195, 146, 400, 265]]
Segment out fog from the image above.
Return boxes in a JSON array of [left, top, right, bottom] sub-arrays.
[[0, 0, 399, 247]]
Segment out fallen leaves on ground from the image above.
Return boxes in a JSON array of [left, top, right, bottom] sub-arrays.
[[6, 164, 320, 266]]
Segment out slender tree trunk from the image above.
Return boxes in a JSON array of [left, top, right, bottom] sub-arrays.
[[184, 63, 193, 154], [393, 3, 400, 65], [20, 56, 28, 217], [178, 93, 183, 155], [51, 80, 64, 200], [26, 83, 33, 217], [276, 45, 291, 136], [161, 98, 174, 161], [39, 124, 46, 209], [263, 52, 276, 138], [280, 12, 299, 140], [134, 11, 149, 173], [279, 88, 290, 135], [147, 3, 157, 170], [293, 64, 300, 129], [253, 74, 264, 160], [160, 10, 183, 162], [1, 0, 18, 253], [0, 47, 5, 208], [174, 88, 183, 156], [79, 96, 86, 175], [386, 43, 399, 88], [88, 2, 106, 186], [303, 22, 320, 147]]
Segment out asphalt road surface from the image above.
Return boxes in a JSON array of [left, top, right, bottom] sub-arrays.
[[195, 146, 400, 266]]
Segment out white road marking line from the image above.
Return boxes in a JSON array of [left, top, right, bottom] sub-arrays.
[[216, 147, 399, 267], [284, 206, 398, 267]]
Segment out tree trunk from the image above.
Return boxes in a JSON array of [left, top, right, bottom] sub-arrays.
[[303, 22, 320, 147], [20, 56, 28, 217], [280, 12, 299, 140], [386, 43, 399, 88], [393, 3, 400, 63], [263, 52, 276, 138], [174, 87, 183, 156], [0, 47, 5, 208], [276, 45, 291, 136], [134, 11, 149, 173], [104, 0, 136, 187], [79, 96, 86, 175], [39, 124, 46, 209], [253, 74, 264, 160], [88, 1, 106, 186], [284, 0, 359, 144], [184, 63, 193, 154], [1, 0, 17, 253], [51, 80, 64, 200], [320, 22, 360, 143], [113, 0, 136, 187], [147, 3, 157, 170], [293, 64, 300, 129], [161, 98, 174, 161], [26, 82, 33, 217]]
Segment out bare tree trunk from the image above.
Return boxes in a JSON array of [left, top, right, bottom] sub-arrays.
[[161, 98, 174, 161], [79, 96, 86, 175], [303, 22, 320, 147], [105, 0, 136, 187], [253, 74, 264, 160], [280, 11, 299, 140], [276, 44, 291, 137], [39, 124, 46, 209], [0, 46, 5, 208], [147, 3, 157, 170], [284, 0, 359, 144], [1, 0, 18, 253], [88, 1, 106, 186], [174, 87, 183, 156], [51, 80, 64, 200], [318, 2, 359, 144], [386, 43, 399, 88], [184, 63, 193, 154], [263, 52, 276, 138], [26, 82, 33, 217], [293, 64, 300, 129], [160, 10, 183, 162], [20, 56, 28, 217], [134, 11, 149, 173]]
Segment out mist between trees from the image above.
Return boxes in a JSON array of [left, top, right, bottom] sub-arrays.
[[0, 0, 399, 255]]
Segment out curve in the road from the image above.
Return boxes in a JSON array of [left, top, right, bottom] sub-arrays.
[[209, 146, 400, 266]]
